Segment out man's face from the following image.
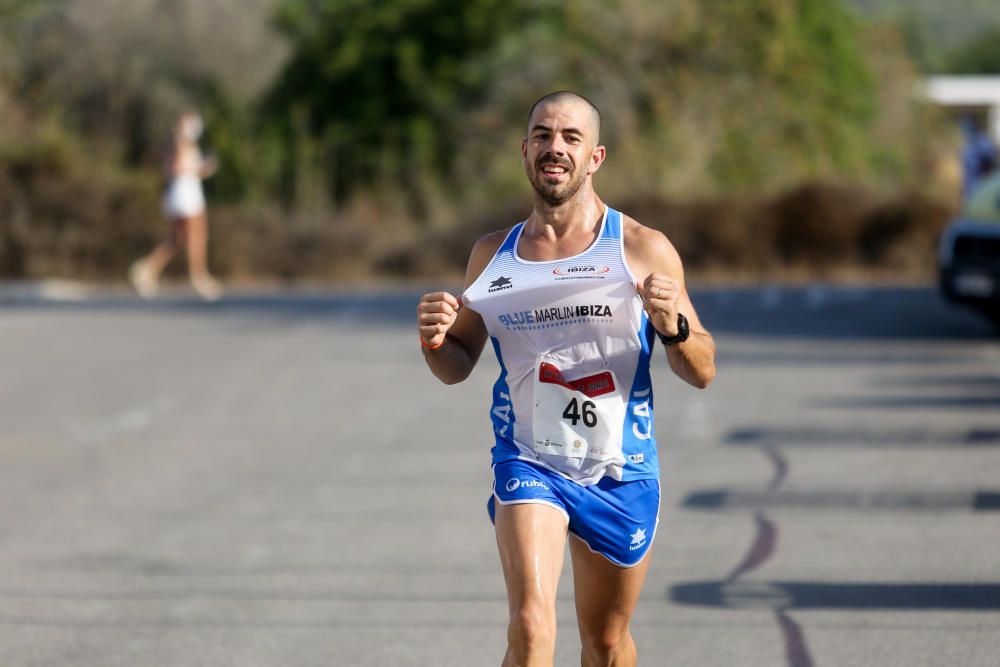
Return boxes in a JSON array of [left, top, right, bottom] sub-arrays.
[[522, 101, 604, 206]]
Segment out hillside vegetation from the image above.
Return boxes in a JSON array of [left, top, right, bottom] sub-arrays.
[[0, 0, 977, 284]]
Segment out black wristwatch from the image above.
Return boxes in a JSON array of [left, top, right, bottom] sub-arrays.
[[656, 313, 690, 346]]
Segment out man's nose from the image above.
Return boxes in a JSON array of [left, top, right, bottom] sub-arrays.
[[547, 137, 567, 156]]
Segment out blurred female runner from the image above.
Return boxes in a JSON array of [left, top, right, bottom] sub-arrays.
[[129, 111, 221, 301]]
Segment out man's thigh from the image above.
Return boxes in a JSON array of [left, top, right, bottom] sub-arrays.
[[569, 535, 652, 638], [494, 502, 569, 612]]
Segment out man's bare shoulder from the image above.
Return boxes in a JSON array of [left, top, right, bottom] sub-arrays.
[[622, 215, 680, 268], [472, 227, 514, 255], [465, 226, 515, 286]]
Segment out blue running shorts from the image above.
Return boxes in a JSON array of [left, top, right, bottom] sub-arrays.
[[488, 459, 660, 567]]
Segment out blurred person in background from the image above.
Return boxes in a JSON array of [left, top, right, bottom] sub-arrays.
[[960, 115, 997, 202], [129, 111, 222, 300], [417, 91, 715, 667]]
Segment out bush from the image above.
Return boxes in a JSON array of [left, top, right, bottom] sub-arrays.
[[0, 123, 161, 279], [373, 182, 954, 283]]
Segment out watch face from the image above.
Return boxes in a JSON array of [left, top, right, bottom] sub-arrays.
[[658, 314, 690, 345], [674, 314, 690, 343]]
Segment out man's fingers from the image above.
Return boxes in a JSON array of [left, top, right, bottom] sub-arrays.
[[643, 273, 676, 287], [419, 324, 449, 338], [644, 287, 680, 304], [420, 291, 460, 309], [419, 300, 457, 317], [417, 291, 460, 348], [420, 291, 448, 303], [419, 312, 455, 326], [643, 275, 678, 292]]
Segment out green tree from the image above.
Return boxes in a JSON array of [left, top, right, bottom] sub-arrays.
[[263, 0, 553, 205], [944, 24, 1000, 74], [466, 0, 878, 194]]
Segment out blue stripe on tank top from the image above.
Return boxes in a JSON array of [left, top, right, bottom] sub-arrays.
[[499, 223, 523, 254], [603, 208, 622, 240], [489, 336, 519, 461], [620, 303, 659, 479]]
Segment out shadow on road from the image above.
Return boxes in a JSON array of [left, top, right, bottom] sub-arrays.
[[681, 489, 1000, 512], [670, 581, 1000, 611], [723, 426, 1000, 448]]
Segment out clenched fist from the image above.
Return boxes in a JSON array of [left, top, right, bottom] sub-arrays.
[[417, 291, 461, 349], [638, 273, 681, 337]]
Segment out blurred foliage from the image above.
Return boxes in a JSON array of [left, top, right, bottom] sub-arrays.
[[849, 0, 1000, 71], [253, 0, 940, 215], [0, 0, 974, 282], [0, 0, 935, 203], [263, 0, 546, 207], [0, 117, 161, 278], [2, 0, 285, 189], [943, 25, 1000, 74]]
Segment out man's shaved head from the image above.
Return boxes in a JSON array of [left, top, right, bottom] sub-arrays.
[[527, 91, 601, 143]]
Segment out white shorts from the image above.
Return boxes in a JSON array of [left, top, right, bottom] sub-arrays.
[[162, 177, 205, 218]]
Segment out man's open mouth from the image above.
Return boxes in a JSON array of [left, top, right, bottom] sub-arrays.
[[540, 163, 570, 177]]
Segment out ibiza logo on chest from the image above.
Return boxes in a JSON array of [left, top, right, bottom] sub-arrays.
[[535, 304, 612, 322], [552, 265, 609, 275], [552, 265, 611, 281], [498, 303, 613, 328]]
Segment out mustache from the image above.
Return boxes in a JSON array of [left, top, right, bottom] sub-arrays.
[[536, 153, 573, 170]]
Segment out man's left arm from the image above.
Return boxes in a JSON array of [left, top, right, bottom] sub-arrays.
[[626, 223, 716, 389]]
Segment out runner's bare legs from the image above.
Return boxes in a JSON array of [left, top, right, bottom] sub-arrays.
[[184, 211, 221, 299], [129, 220, 186, 298], [570, 536, 651, 667], [495, 503, 569, 667]]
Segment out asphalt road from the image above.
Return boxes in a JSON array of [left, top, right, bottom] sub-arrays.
[[0, 284, 998, 666]]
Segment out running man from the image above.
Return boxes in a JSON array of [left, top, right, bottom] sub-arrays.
[[129, 111, 222, 301], [417, 91, 716, 666]]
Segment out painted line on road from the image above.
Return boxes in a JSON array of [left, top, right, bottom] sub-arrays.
[[64, 397, 175, 446]]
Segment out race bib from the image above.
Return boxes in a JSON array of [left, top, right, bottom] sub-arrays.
[[532, 359, 625, 462]]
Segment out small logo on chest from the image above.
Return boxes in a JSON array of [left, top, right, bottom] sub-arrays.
[[488, 276, 513, 293], [552, 265, 609, 276]]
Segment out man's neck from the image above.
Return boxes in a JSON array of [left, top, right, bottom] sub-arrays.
[[526, 187, 604, 240]]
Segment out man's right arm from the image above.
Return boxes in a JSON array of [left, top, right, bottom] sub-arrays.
[[417, 231, 505, 384]]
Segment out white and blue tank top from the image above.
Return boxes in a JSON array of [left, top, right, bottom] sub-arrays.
[[462, 207, 659, 486]]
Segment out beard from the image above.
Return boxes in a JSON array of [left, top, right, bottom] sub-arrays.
[[527, 155, 587, 206]]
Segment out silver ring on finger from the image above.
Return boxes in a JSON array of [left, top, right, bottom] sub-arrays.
[[657, 288, 663, 298]]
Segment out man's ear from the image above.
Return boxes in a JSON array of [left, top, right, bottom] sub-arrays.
[[589, 145, 606, 174]]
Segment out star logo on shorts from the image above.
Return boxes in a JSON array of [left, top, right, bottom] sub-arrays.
[[630, 528, 646, 545]]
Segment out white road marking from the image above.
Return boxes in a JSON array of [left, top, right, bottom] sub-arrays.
[[65, 397, 175, 446]]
